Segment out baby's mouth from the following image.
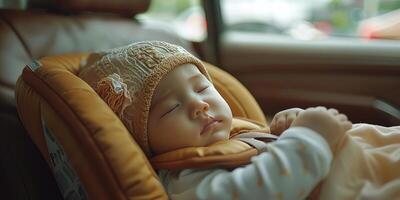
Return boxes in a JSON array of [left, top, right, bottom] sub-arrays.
[[201, 118, 222, 135]]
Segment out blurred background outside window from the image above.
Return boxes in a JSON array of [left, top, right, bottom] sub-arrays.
[[139, 0, 400, 41], [220, 0, 400, 41], [137, 0, 206, 42]]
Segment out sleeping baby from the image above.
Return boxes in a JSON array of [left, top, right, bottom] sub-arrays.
[[79, 41, 400, 200]]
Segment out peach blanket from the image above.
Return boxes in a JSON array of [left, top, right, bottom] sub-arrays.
[[318, 123, 400, 199]]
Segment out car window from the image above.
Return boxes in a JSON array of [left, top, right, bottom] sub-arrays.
[[0, 0, 27, 9], [137, 0, 207, 42], [220, 0, 400, 41]]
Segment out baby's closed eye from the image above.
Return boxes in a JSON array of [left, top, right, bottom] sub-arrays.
[[161, 104, 179, 118], [196, 85, 210, 93]]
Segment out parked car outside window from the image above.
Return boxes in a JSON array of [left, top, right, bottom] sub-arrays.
[[220, 0, 400, 41]]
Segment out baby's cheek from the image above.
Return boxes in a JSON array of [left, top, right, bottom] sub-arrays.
[[162, 115, 189, 132]]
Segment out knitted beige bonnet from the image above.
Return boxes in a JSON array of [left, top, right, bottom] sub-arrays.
[[79, 41, 211, 157]]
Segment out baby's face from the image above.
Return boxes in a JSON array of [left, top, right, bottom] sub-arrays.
[[148, 63, 232, 155]]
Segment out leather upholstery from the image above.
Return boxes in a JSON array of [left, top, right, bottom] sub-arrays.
[[29, 0, 150, 16], [0, 9, 193, 94]]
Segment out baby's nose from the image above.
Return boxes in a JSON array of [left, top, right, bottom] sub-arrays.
[[191, 100, 209, 119]]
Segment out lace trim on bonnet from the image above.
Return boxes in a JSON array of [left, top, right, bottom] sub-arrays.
[[95, 73, 132, 119], [78, 50, 137, 133]]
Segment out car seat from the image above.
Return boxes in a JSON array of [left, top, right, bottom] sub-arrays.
[[15, 50, 267, 199]]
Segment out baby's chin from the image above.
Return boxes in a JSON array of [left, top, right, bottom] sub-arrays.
[[205, 128, 230, 145]]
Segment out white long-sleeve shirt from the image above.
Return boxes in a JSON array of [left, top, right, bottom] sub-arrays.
[[158, 127, 332, 200]]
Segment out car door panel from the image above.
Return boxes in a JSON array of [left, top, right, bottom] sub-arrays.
[[219, 32, 400, 126]]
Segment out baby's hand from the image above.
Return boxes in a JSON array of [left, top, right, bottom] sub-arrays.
[[291, 106, 352, 152], [270, 108, 304, 135]]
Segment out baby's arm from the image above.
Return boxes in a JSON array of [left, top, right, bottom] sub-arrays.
[[161, 127, 332, 200]]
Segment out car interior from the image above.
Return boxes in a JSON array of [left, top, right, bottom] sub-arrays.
[[1, 0, 399, 199]]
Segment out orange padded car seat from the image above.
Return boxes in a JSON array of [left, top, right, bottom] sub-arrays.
[[16, 53, 267, 200]]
